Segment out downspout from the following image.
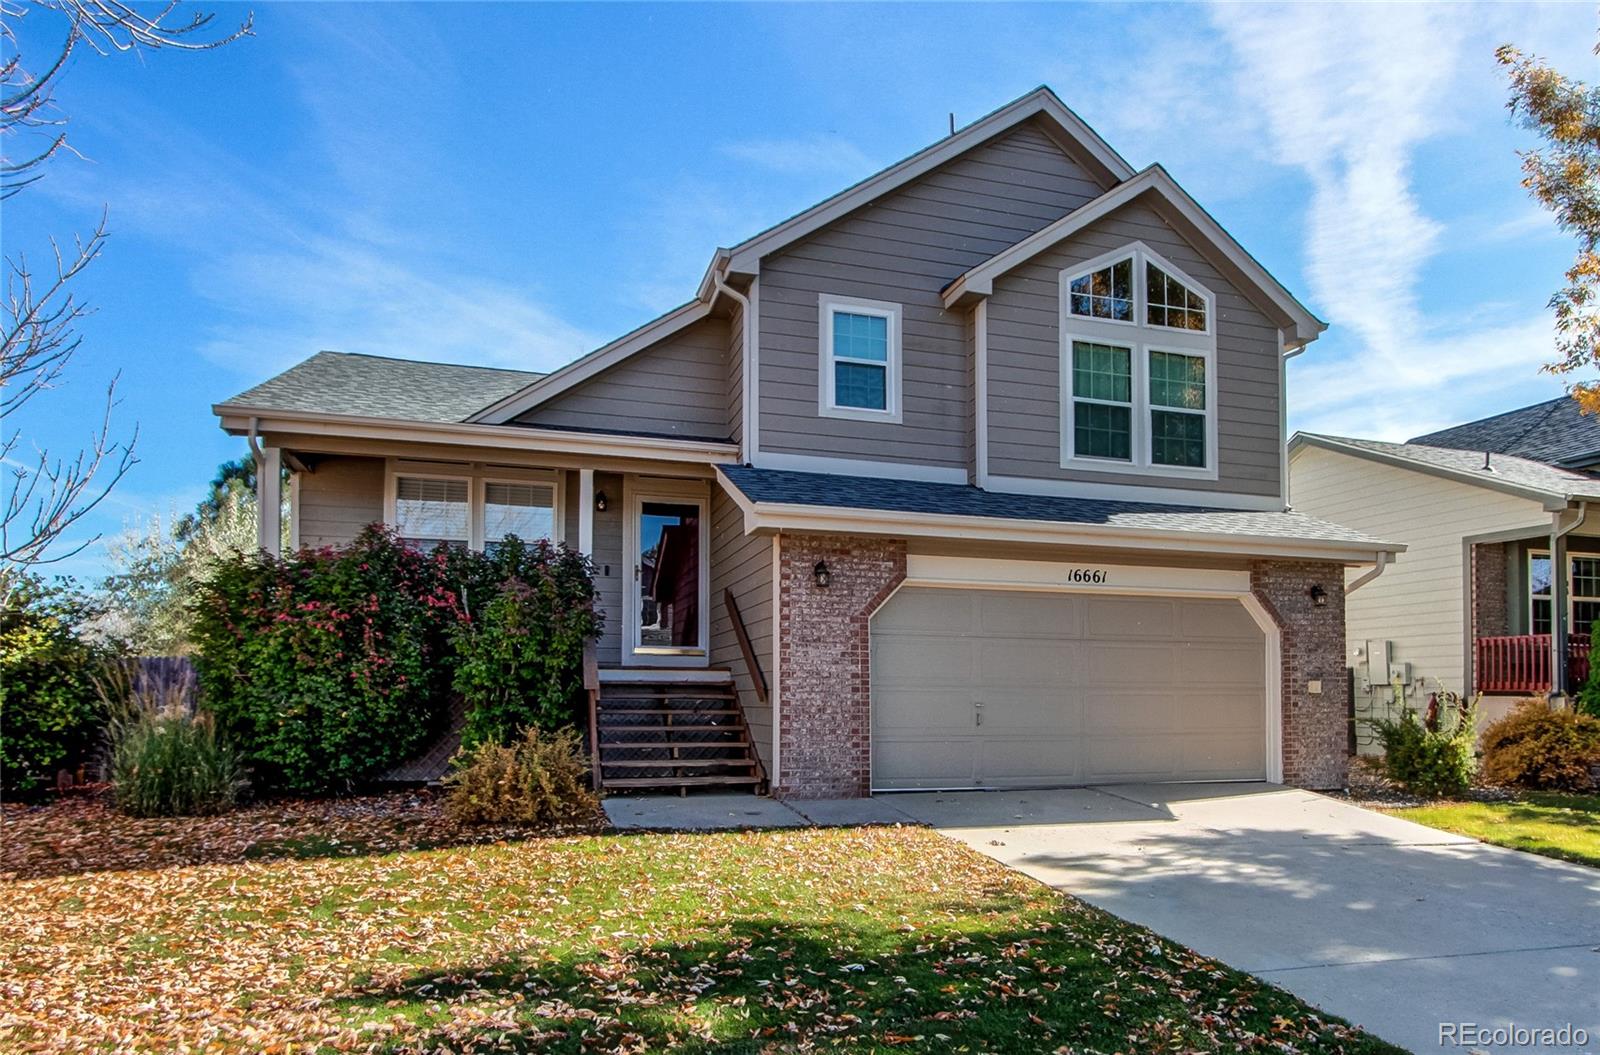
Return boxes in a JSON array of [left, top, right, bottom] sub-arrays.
[[1346, 551, 1390, 595], [1550, 501, 1589, 700], [713, 275, 752, 464]]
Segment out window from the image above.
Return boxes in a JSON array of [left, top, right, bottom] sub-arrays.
[[1068, 257, 1133, 322], [483, 481, 555, 553], [1146, 262, 1207, 331], [1070, 341, 1132, 461], [394, 476, 469, 549], [1148, 350, 1206, 468], [1528, 552, 1600, 636], [819, 295, 901, 422], [1060, 243, 1215, 477]]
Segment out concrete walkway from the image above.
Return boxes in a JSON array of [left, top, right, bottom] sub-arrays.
[[889, 783, 1600, 1054]]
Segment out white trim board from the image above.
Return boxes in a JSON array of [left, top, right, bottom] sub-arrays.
[[984, 473, 1279, 511], [750, 450, 968, 485]]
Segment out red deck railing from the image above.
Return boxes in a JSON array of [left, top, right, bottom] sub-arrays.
[[1474, 634, 1590, 695]]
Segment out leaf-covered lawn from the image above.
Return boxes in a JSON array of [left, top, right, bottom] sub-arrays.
[[1, 797, 1403, 1054], [1388, 791, 1600, 869]]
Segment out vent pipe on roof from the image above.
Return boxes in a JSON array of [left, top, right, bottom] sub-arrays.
[[1481, 451, 1494, 472], [949, 112, 955, 136]]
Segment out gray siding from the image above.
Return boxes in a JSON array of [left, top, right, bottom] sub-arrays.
[[708, 485, 773, 773], [591, 471, 625, 664], [726, 299, 744, 448], [757, 120, 1107, 468], [986, 198, 1284, 497], [297, 456, 384, 547], [517, 315, 733, 441]]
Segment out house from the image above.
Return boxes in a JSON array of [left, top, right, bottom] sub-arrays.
[[1290, 397, 1600, 745], [214, 86, 1399, 799]]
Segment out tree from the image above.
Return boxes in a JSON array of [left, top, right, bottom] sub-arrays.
[[1498, 33, 1600, 409], [0, 1, 251, 597]]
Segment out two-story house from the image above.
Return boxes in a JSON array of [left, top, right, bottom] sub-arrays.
[[214, 87, 1399, 799]]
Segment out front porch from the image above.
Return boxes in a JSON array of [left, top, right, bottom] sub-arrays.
[[1474, 633, 1591, 695], [1470, 529, 1600, 697]]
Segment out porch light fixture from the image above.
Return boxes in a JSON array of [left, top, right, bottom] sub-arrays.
[[813, 560, 831, 588], [1308, 583, 1328, 607], [594, 490, 608, 512]]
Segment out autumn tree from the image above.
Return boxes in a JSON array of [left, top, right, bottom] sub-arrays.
[[1498, 32, 1600, 408], [0, 1, 250, 597]]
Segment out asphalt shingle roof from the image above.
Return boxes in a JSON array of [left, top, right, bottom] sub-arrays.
[[219, 351, 542, 423], [1301, 434, 1600, 502], [1409, 397, 1600, 468], [719, 466, 1396, 548]]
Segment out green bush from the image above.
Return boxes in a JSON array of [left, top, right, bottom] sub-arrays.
[[1367, 691, 1479, 797], [1578, 626, 1600, 719], [453, 537, 602, 749], [0, 577, 112, 796], [190, 527, 465, 794], [110, 711, 246, 817], [1480, 698, 1600, 791], [442, 725, 597, 826]]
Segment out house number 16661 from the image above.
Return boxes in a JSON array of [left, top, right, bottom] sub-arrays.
[[1067, 569, 1108, 584]]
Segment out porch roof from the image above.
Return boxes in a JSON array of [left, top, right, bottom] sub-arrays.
[[220, 351, 543, 423], [1294, 433, 1600, 506], [717, 465, 1400, 561]]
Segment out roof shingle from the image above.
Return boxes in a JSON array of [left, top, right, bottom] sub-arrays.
[[1409, 397, 1600, 468], [219, 351, 542, 423], [1298, 433, 1600, 502]]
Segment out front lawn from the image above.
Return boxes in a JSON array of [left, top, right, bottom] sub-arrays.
[[1388, 791, 1600, 869], [0, 798, 1401, 1054]]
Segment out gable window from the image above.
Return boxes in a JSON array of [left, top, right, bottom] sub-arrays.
[[1146, 262, 1208, 331], [1068, 257, 1133, 322], [1060, 243, 1216, 478], [819, 294, 902, 422], [394, 475, 470, 550]]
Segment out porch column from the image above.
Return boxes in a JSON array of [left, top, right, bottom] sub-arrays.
[[256, 445, 282, 557], [577, 468, 595, 556], [1552, 525, 1570, 698]]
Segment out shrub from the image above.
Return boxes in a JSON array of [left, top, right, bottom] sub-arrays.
[[0, 577, 112, 796], [1578, 626, 1600, 719], [453, 537, 602, 748], [190, 527, 466, 795], [442, 726, 597, 826], [1367, 691, 1479, 797], [1480, 698, 1600, 791], [110, 711, 246, 817]]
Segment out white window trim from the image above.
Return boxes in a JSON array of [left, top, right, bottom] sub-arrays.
[[1528, 549, 1600, 635], [1059, 243, 1218, 481], [385, 460, 563, 552], [621, 476, 711, 667], [818, 293, 903, 424]]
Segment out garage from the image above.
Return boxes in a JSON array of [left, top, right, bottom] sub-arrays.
[[870, 587, 1268, 790]]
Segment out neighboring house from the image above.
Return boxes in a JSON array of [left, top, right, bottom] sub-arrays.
[[1290, 398, 1600, 746], [215, 86, 1399, 799]]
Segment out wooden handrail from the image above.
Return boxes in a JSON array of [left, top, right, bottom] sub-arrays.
[[723, 588, 769, 704], [583, 640, 601, 790]]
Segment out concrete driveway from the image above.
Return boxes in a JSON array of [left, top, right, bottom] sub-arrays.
[[889, 783, 1600, 1054]]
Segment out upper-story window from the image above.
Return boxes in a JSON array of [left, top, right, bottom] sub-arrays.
[[1060, 243, 1216, 478], [818, 294, 902, 423]]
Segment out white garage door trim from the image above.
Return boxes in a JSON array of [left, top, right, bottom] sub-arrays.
[[871, 555, 1282, 787]]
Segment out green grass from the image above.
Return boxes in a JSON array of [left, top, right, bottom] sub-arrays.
[[1390, 791, 1600, 868], [4, 822, 1402, 1054]]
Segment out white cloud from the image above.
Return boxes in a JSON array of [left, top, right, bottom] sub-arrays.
[[719, 135, 875, 177]]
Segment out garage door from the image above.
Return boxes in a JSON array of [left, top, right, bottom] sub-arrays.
[[870, 588, 1266, 790]]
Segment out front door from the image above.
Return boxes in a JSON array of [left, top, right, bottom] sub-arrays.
[[622, 480, 710, 667]]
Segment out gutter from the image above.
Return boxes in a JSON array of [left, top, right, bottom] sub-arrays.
[[1549, 501, 1590, 699], [711, 275, 753, 463], [1346, 551, 1391, 594]]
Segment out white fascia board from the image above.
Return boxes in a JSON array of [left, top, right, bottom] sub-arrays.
[[215, 405, 741, 465], [724, 88, 1134, 278], [942, 165, 1325, 347], [467, 300, 715, 424], [1290, 433, 1579, 510]]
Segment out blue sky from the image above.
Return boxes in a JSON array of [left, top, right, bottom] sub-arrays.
[[6, 1, 1596, 581]]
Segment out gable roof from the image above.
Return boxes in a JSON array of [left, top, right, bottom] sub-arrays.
[[940, 165, 1325, 350], [1409, 396, 1600, 468], [475, 86, 1140, 424], [718, 465, 1399, 562], [218, 351, 543, 423], [1291, 432, 1600, 507]]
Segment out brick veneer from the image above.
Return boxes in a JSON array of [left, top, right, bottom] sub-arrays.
[[1250, 560, 1350, 790], [774, 533, 906, 798], [1470, 542, 1509, 639]]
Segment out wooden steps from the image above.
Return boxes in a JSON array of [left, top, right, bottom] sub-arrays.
[[589, 669, 766, 796]]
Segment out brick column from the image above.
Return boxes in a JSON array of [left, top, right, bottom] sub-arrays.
[[775, 533, 906, 799], [1470, 542, 1508, 639], [1251, 560, 1349, 790]]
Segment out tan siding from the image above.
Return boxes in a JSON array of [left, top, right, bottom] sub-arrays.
[[517, 316, 733, 440], [297, 456, 384, 547], [1289, 445, 1548, 691], [985, 198, 1283, 497], [709, 486, 773, 772], [757, 121, 1108, 468]]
